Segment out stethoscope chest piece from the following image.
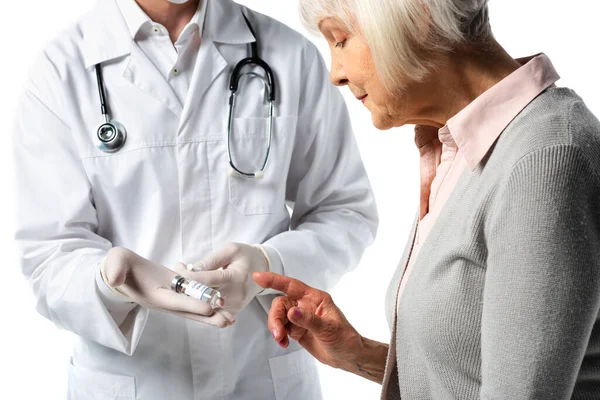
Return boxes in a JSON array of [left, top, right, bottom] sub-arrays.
[[96, 120, 127, 153]]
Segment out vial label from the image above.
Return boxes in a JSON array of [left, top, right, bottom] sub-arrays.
[[185, 281, 211, 301]]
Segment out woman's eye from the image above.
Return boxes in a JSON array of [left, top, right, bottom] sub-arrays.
[[334, 40, 347, 49]]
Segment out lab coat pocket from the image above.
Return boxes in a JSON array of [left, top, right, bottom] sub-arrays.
[[228, 116, 297, 216], [269, 349, 322, 400], [68, 358, 135, 400]]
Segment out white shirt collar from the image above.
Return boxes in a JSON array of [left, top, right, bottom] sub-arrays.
[[115, 0, 208, 42], [81, 0, 254, 69]]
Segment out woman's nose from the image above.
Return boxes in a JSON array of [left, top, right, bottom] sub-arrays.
[[330, 61, 349, 87]]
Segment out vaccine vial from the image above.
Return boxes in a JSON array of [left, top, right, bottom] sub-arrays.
[[171, 275, 223, 308]]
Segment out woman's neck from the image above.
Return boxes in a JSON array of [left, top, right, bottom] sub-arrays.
[[406, 40, 522, 128]]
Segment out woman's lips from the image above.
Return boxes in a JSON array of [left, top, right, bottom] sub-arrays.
[[358, 95, 368, 104]]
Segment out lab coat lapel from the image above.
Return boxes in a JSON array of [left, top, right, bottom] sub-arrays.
[[123, 43, 183, 118], [81, 0, 131, 70], [178, 0, 254, 130], [178, 41, 227, 130]]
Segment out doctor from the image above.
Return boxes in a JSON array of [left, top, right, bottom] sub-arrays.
[[12, 0, 377, 399]]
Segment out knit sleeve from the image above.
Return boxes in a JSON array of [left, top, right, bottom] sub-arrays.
[[481, 144, 600, 399]]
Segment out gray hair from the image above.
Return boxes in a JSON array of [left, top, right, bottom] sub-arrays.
[[300, 0, 492, 86]]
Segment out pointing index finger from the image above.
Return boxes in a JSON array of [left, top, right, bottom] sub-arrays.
[[252, 272, 312, 300]]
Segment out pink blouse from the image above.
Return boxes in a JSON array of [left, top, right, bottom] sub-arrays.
[[397, 53, 560, 300]]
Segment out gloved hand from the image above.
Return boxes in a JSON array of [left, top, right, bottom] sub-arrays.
[[174, 243, 270, 322], [102, 247, 235, 328]]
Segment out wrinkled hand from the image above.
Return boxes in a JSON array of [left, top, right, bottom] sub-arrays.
[[174, 243, 269, 321], [252, 272, 363, 371], [103, 247, 235, 328]]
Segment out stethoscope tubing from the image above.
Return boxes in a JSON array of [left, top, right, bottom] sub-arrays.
[[93, 12, 275, 179]]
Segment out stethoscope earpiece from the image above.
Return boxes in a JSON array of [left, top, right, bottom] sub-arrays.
[[229, 165, 265, 179]]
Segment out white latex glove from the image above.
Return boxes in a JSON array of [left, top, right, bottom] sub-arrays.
[[102, 247, 235, 328], [174, 243, 270, 321]]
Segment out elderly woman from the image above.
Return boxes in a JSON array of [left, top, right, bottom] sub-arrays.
[[253, 0, 600, 398]]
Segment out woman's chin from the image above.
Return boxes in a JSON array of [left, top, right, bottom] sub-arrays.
[[370, 113, 396, 131]]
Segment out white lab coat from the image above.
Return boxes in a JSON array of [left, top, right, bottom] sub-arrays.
[[13, 0, 378, 399]]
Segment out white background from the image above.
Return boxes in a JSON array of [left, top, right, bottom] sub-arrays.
[[0, 0, 598, 398]]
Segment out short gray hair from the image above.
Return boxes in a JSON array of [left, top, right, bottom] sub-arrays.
[[300, 0, 492, 87]]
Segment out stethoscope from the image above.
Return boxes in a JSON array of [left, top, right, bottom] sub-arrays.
[[93, 13, 276, 179], [94, 63, 127, 154]]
